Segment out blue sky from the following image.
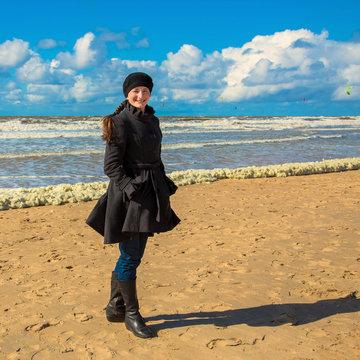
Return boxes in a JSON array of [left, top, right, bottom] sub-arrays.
[[1, 0, 360, 116]]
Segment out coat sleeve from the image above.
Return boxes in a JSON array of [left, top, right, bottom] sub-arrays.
[[104, 119, 140, 199]]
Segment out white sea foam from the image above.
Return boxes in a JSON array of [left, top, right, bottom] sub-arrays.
[[1, 157, 359, 210]]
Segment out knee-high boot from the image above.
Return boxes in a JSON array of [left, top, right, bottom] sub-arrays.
[[106, 273, 125, 322], [118, 280, 154, 338]]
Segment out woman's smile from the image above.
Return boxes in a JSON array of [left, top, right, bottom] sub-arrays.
[[127, 86, 151, 111]]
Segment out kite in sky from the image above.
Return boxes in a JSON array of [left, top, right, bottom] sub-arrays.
[[346, 86, 353, 95]]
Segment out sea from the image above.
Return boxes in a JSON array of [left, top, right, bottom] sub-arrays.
[[0, 115, 359, 189]]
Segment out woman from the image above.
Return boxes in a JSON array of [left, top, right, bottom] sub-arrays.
[[86, 72, 180, 339]]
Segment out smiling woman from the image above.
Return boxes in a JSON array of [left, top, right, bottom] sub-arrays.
[[127, 87, 151, 111], [86, 71, 180, 339]]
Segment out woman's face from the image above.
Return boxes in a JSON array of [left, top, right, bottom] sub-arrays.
[[127, 86, 151, 111]]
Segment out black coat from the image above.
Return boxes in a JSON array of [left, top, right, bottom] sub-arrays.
[[86, 102, 180, 244]]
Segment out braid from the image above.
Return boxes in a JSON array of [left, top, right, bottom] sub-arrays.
[[101, 100, 127, 142]]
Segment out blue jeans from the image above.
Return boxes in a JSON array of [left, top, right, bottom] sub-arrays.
[[114, 233, 149, 281]]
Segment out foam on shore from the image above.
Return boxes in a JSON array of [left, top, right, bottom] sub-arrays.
[[1, 157, 359, 210]]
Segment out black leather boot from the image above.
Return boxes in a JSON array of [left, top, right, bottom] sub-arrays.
[[106, 273, 125, 322], [118, 280, 154, 338]]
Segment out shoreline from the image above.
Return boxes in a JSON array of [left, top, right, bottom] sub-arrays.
[[1, 156, 359, 210]]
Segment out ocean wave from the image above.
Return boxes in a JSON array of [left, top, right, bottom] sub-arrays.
[[0, 134, 343, 158], [0, 175, 107, 179], [0, 118, 101, 132], [2, 116, 359, 135], [0, 131, 100, 139], [0, 135, 343, 159], [1, 126, 357, 139], [1, 157, 359, 210], [162, 134, 343, 150], [0, 149, 104, 159], [160, 116, 360, 132]]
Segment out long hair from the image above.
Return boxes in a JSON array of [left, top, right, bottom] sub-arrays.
[[101, 101, 127, 142]]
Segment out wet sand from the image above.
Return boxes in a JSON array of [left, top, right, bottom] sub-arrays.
[[1, 170, 360, 359]]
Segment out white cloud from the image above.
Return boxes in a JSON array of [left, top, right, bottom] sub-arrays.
[[6, 81, 17, 90], [17, 56, 50, 83], [341, 64, 360, 84], [26, 94, 45, 103], [0, 38, 31, 68], [5, 88, 22, 103], [37, 38, 66, 49], [56, 32, 105, 70], [160, 44, 228, 99], [2, 28, 360, 109], [120, 59, 157, 70], [26, 84, 71, 103], [17, 56, 75, 85], [162, 44, 204, 78], [69, 74, 98, 102], [170, 89, 214, 103], [219, 29, 360, 102]]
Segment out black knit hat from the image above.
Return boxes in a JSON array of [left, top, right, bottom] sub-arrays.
[[123, 72, 153, 97]]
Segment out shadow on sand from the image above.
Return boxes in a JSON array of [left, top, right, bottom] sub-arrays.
[[146, 293, 360, 331]]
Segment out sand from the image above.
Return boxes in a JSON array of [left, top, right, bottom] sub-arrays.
[[1, 170, 360, 359]]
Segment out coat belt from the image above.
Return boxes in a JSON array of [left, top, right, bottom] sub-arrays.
[[126, 161, 162, 222], [126, 162, 161, 169]]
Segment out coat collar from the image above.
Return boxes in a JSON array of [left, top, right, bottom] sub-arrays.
[[125, 100, 155, 122]]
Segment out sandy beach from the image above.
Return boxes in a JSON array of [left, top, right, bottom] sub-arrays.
[[1, 170, 360, 359]]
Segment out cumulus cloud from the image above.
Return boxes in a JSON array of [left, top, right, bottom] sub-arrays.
[[5, 88, 22, 104], [221, 29, 360, 102], [17, 56, 50, 83], [3, 28, 360, 108], [25, 94, 45, 103], [16, 55, 75, 85], [26, 84, 71, 103], [0, 38, 31, 68], [69, 74, 98, 102], [37, 38, 66, 49], [160, 44, 228, 101], [56, 32, 105, 70]]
